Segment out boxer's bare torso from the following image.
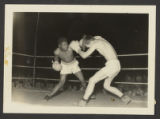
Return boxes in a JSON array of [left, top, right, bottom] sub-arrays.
[[54, 47, 75, 63], [91, 38, 117, 61], [80, 36, 118, 61]]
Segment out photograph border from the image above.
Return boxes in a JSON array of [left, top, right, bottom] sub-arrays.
[[3, 4, 156, 115]]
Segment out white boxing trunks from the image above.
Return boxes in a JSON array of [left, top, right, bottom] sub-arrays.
[[60, 59, 81, 75], [92, 59, 121, 80], [104, 59, 121, 77]]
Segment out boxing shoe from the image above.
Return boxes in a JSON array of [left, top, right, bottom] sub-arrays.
[[44, 95, 54, 101], [121, 95, 132, 104], [90, 94, 96, 100], [78, 98, 88, 107]]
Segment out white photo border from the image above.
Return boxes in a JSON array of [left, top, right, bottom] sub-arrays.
[[3, 5, 156, 115]]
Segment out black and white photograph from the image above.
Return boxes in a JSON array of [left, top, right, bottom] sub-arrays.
[[3, 5, 156, 114]]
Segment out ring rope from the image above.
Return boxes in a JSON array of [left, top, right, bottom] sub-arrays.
[[13, 52, 148, 58], [13, 65, 148, 71], [114, 82, 148, 85], [12, 77, 148, 85], [36, 53, 148, 58], [13, 65, 34, 69], [13, 52, 34, 57], [81, 67, 148, 71], [118, 53, 148, 57]]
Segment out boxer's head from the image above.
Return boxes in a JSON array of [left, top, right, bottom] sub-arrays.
[[58, 37, 68, 51], [80, 35, 94, 49]]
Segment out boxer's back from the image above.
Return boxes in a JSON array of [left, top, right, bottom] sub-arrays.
[[93, 37, 118, 61]]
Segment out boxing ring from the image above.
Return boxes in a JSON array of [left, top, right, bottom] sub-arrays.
[[11, 12, 149, 107], [12, 52, 148, 107]]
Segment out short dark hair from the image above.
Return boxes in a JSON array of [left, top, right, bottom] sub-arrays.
[[83, 35, 93, 41], [57, 37, 68, 45]]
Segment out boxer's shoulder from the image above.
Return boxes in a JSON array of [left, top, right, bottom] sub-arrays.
[[69, 40, 78, 46], [94, 36, 103, 40], [54, 48, 60, 55]]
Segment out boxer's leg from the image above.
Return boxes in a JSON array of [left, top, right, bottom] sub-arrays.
[[103, 60, 131, 104], [78, 68, 108, 106], [83, 67, 108, 100], [103, 75, 123, 98], [104, 76, 131, 104], [74, 71, 86, 89], [103, 60, 123, 97], [73, 60, 86, 89], [44, 74, 67, 100], [50, 74, 67, 96]]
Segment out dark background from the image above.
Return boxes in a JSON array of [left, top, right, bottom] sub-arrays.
[[13, 12, 148, 55], [0, 0, 160, 119], [12, 12, 148, 81]]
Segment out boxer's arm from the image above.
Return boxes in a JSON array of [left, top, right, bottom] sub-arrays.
[[78, 45, 96, 59], [53, 49, 60, 62], [54, 55, 59, 62], [69, 40, 80, 53]]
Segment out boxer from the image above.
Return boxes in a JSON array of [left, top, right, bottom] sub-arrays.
[[78, 35, 131, 106], [44, 37, 86, 101]]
